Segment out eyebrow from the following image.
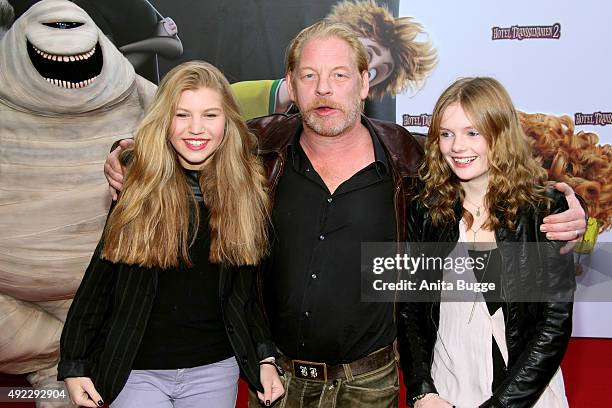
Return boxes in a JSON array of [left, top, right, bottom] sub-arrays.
[[176, 107, 223, 112], [439, 125, 477, 131], [299, 65, 352, 72]]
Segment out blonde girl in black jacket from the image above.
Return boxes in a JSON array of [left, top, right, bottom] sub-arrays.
[[58, 61, 283, 407]]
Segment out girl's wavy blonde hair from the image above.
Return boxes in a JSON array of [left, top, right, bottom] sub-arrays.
[[419, 77, 550, 230], [102, 61, 269, 268]]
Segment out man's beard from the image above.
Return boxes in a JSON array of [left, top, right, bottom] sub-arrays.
[[301, 96, 362, 137]]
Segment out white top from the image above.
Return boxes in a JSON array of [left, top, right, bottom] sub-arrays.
[[430, 221, 569, 408]]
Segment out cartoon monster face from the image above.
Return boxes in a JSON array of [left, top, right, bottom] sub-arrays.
[[25, 6, 103, 89], [0, 0, 136, 114]]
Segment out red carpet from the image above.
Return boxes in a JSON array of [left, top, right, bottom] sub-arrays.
[[2, 337, 610, 407]]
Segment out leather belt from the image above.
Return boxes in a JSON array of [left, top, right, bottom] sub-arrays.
[[277, 345, 395, 382]]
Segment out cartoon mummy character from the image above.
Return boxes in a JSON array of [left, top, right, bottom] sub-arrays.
[[0, 0, 155, 403]]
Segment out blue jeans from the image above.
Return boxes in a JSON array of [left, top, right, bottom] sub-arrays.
[[249, 359, 399, 408], [111, 356, 239, 408]]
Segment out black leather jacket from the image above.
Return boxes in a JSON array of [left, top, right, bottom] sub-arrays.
[[398, 188, 575, 408]]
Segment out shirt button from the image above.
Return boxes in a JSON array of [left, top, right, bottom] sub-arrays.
[[327, 197, 333, 203], [319, 235, 325, 240], [301, 342, 305, 347], [304, 311, 311, 318], [311, 273, 317, 279], [227, 324, 234, 334]]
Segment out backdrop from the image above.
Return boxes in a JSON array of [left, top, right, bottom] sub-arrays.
[[396, 0, 612, 338]]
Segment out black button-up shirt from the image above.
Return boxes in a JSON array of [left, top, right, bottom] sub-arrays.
[[266, 120, 397, 364]]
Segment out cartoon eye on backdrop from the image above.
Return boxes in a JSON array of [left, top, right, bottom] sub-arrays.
[[9, 0, 183, 83], [361, 37, 395, 88]]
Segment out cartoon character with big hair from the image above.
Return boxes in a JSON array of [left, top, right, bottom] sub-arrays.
[[0, 0, 156, 404], [328, 0, 436, 99], [232, 0, 437, 120], [519, 112, 611, 239]]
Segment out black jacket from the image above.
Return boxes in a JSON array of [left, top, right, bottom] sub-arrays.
[[398, 189, 575, 408], [58, 238, 276, 404]]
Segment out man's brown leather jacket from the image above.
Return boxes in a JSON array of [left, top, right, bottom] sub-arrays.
[[247, 113, 425, 242]]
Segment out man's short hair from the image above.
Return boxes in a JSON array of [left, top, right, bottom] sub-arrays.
[[285, 19, 369, 77]]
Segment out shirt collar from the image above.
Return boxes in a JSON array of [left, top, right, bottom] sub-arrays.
[[287, 115, 389, 174]]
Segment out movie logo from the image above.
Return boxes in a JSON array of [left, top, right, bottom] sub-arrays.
[[492, 23, 561, 40], [575, 111, 612, 126], [402, 113, 432, 127]]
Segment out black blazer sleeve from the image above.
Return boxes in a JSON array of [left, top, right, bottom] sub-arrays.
[[57, 241, 117, 380], [234, 265, 277, 360], [481, 191, 576, 408]]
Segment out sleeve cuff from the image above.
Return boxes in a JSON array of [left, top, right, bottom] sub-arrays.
[[57, 360, 91, 380], [256, 342, 279, 361]]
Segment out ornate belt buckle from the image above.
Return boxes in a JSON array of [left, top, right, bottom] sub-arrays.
[[292, 359, 327, 382]]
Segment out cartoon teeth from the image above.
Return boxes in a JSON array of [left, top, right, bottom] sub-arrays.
[[44, 76, 98, 88], [32, 45, 96, 61]]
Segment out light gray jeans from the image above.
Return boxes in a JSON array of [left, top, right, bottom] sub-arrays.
[[111, 356, 239, 408]]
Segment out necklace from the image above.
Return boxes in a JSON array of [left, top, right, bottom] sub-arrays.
[[468, 248, 493, 323], [467, 223, 486, 245], [464, 197, 484, 217]]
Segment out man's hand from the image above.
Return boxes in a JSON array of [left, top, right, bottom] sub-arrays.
[[258, 363, 285, 406], [104, 139, 133, 200], [541, 182, 587, 254], [64, 377, 104, 407], [414, 393, 454, 408]]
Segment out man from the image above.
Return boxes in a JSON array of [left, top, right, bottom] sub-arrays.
[[105, 20, 586, 408]]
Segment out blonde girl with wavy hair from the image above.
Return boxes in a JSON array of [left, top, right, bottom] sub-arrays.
[[401, 77, 574, 408], [419, 76, 551, 230], [59, 61, 284, 408]]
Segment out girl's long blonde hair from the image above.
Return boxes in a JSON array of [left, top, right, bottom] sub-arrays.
[[101, 61, 269, 268], [419, 77, 550, 230]]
